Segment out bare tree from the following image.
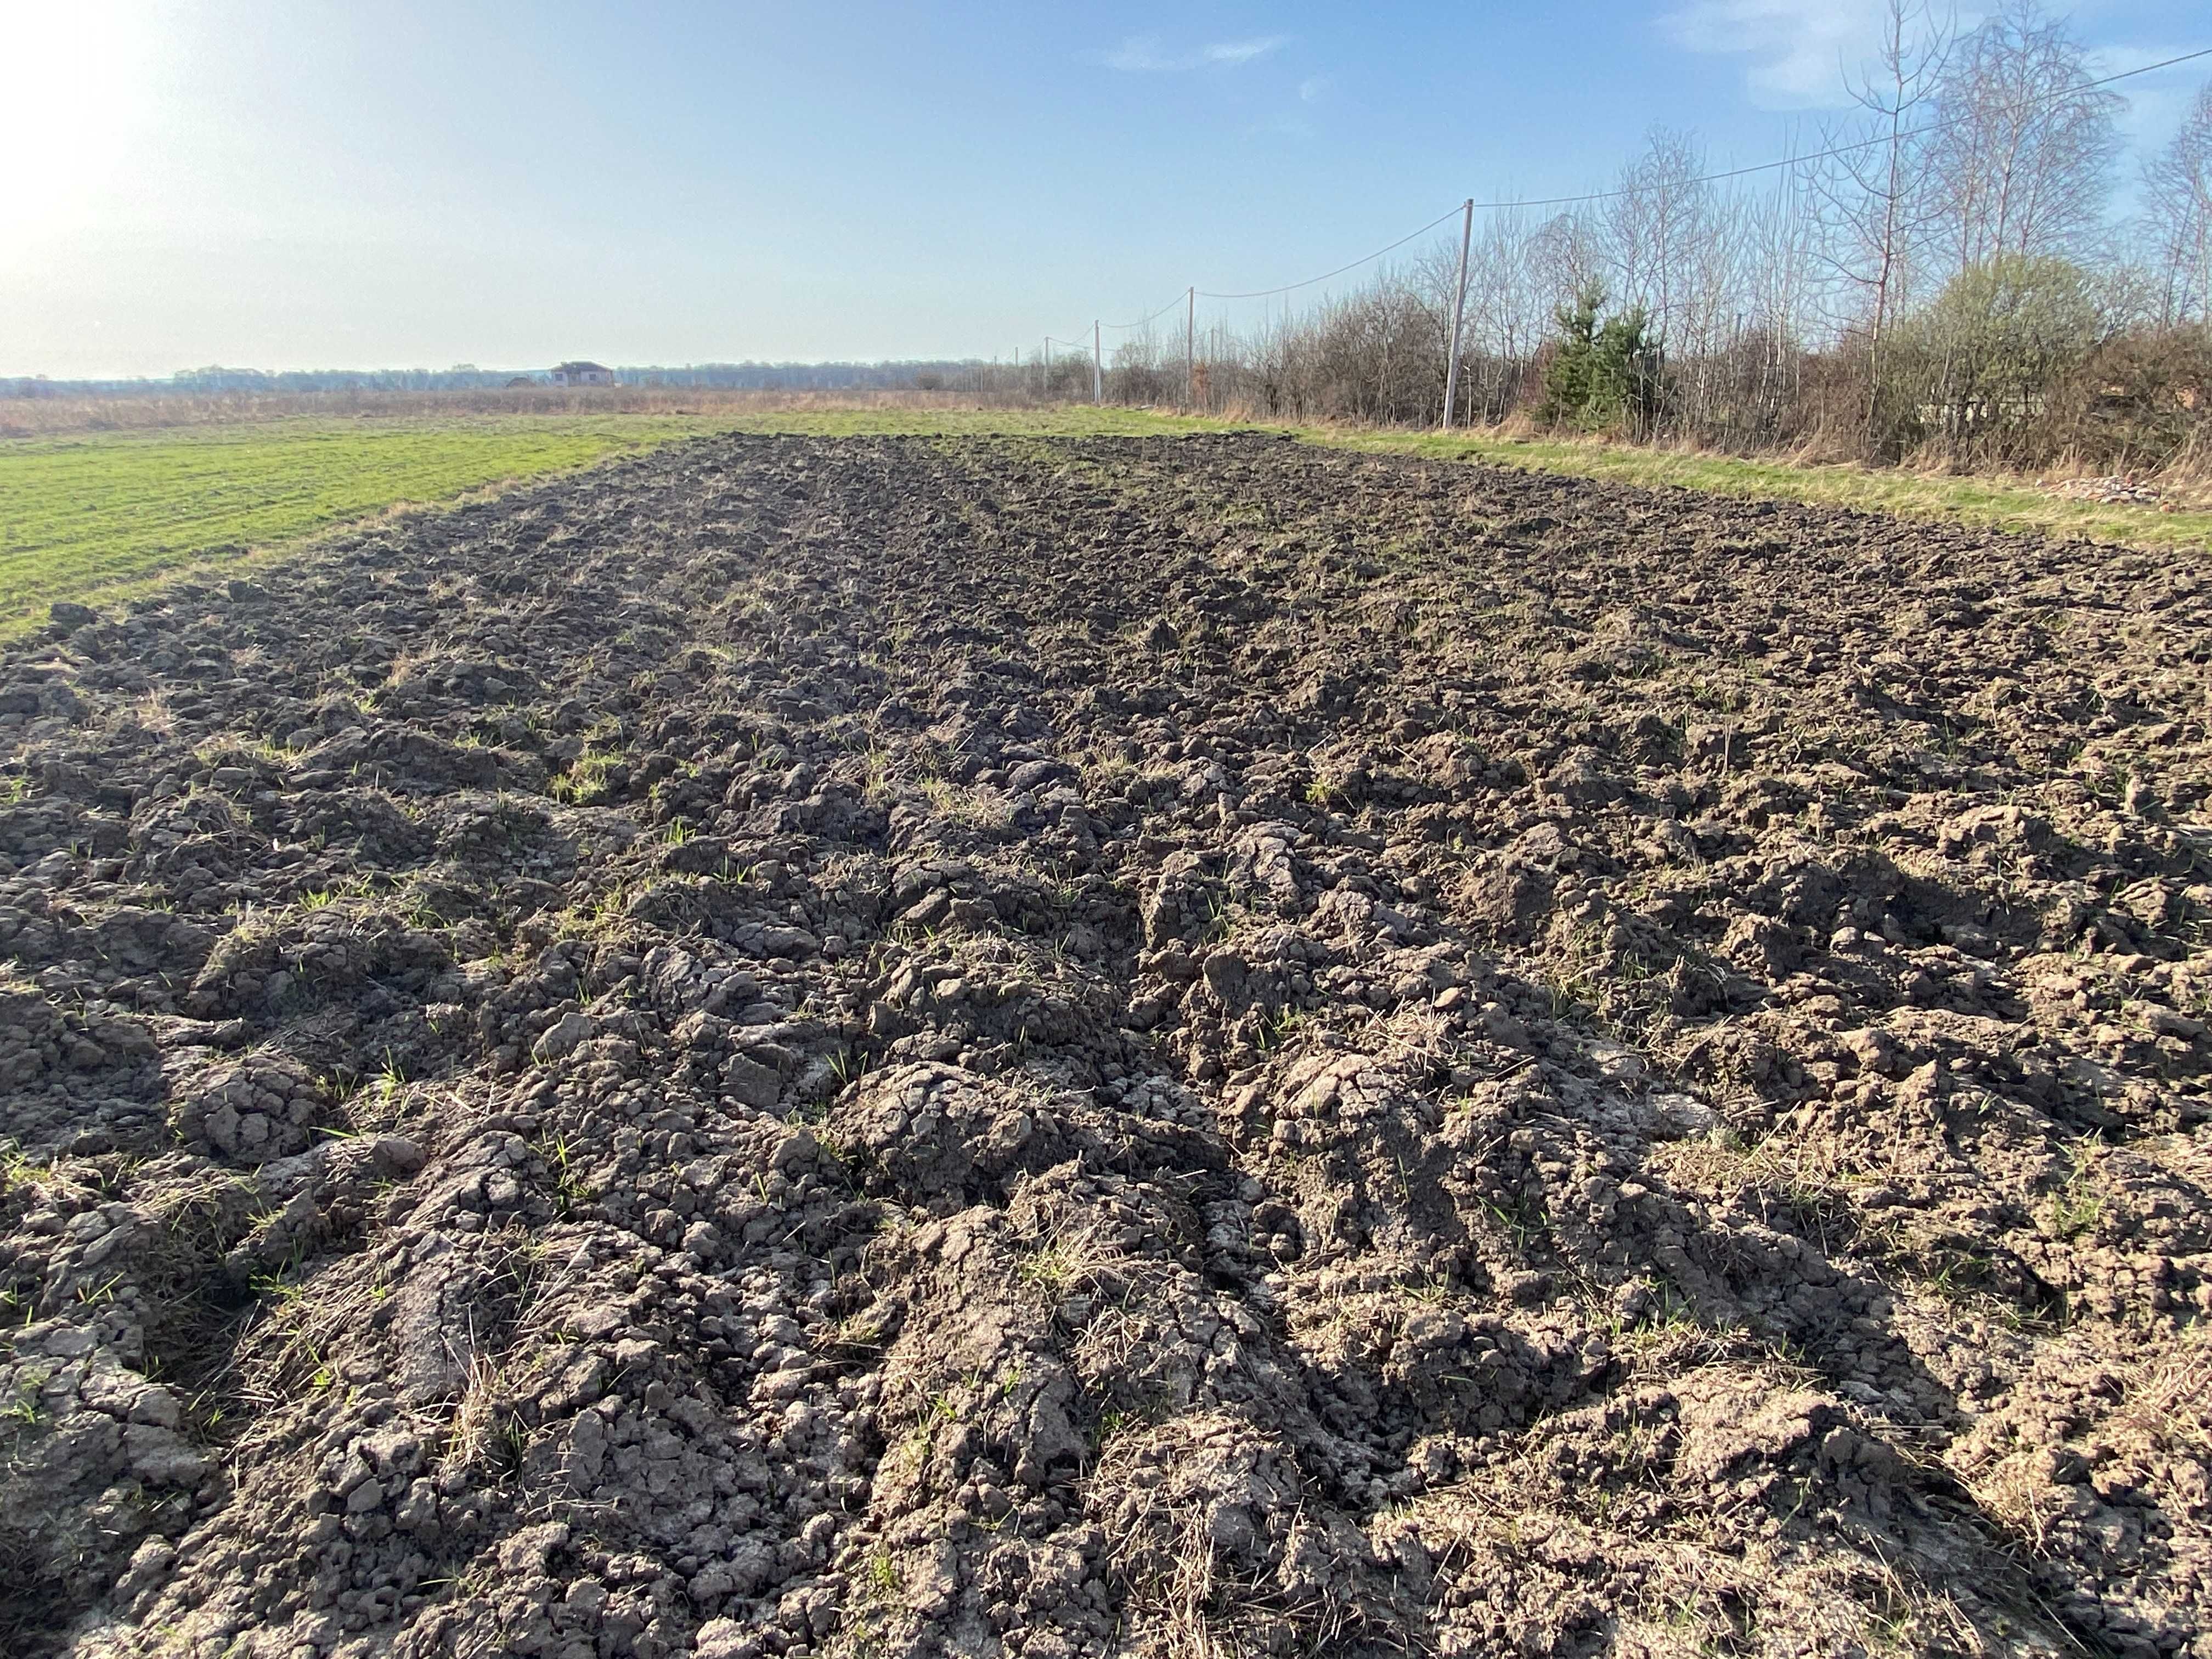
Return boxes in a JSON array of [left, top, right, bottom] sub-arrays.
[[1807, 0, 1953, 421], [2144, 80, 2212, 324], [1726, 167, 1820, 443], [1462, 206, 1553, 419], [1931, 0, 2121, 270], [1601, 128, 1718, 341], [1527, 211, 1604, 325]]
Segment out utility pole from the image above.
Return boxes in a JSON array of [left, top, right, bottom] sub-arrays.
[[1184, 286, 1195, 410], [1093, 320, 1103, 404], [1442, 198, 1474, 430]]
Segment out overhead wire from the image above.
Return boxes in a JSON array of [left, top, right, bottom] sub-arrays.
[[1197, 204, 1466, 300], [1103, 294, 1188, 331], [1163, 44, 2210, 310]]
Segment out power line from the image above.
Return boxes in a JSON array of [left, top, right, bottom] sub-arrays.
[[1198, 205, 1465, 300], [1171, 44, 2210, 309], [1103, 294, 1187, 331]]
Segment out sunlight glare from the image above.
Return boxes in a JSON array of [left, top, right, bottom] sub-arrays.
[[0, 4, 157, 244]]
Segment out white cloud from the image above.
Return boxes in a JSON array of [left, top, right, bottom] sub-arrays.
[[1102, 34, 1288, 73], [1657, 0, 1903, 107], [1298, 75, 1333, 103], [1102, 35, 1179, 71], [1205, 36, 1288, 66]]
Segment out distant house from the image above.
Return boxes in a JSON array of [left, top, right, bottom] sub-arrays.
[[549, 360, 614, 386]]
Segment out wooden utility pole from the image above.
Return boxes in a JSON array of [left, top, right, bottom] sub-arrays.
[[1093, 320, 1103, 404], [1442, 198, 1474, 430], [1184, 286, 1195, 409]]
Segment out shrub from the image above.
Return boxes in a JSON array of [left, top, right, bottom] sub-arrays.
[[1889, 255, 2103, 461], [2047, 325, 2212, 471]]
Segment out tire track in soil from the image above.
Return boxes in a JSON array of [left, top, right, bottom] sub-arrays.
[[2, 432, 2210, 1657]]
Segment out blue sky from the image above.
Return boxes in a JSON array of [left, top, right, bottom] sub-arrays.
[[3, 1, 2207, 377]]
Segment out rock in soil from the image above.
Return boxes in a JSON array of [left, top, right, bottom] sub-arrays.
[[3, 432, 2211, 1658]]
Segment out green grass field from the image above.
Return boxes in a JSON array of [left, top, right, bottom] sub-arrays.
[[0, 413, 748, 635], [3, 402, 2203, 640]]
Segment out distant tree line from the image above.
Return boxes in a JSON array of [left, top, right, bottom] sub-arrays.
[[1, 360, 1005, 399], [1109, 0, 2212, 473]]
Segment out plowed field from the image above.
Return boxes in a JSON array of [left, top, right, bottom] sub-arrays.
[[4, 433, 2210, 1658]]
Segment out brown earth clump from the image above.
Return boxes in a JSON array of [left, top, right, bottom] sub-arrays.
[[2, 433, 2209, 1658]]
